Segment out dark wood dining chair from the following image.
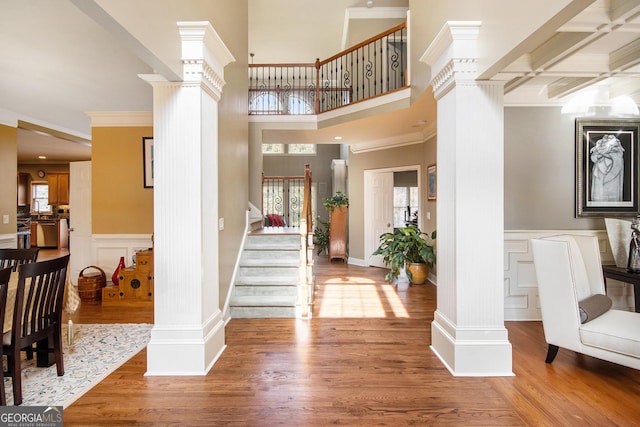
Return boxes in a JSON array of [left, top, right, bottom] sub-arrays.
[[0, 248, 40, 272], [0, 267, 11, 406], [2, 255, 69, 405]]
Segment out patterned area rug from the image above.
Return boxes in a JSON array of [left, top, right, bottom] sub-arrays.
[[3, 323, 152, 407]]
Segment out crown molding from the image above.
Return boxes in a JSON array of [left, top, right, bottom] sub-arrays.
[[87, 111, 153, 127]]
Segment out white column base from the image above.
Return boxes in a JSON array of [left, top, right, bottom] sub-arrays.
[[430, 311, 514, 377], [146, 313, 226, 376]]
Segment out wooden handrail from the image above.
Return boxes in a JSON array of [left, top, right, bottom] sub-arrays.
[[250, 21, 407, 115], [249, 63, 315, 68], [317, 22, 407, 66]]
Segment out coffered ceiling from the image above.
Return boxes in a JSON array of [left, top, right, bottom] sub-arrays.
[[494, 0, 640, 108]]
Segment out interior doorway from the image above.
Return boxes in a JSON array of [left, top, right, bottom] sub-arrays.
[[364, 165, 421, 268]]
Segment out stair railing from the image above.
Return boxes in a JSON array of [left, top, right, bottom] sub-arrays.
[[299, 164, 313, 318], [261, 172, 306, 227], [249, 21, 407, 115]]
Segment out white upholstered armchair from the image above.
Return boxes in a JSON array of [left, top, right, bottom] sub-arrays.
[[531, 235, 640, 370]]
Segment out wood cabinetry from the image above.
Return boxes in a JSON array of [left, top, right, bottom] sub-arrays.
[[328, 205, 348, 262], [17, 172, 30, 206], [47, 173, 69, 205], [102, 250, 154, 306]]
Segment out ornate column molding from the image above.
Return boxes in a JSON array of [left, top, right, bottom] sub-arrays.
[[420, 21, 481, 99], [177, 21, 235, 100]]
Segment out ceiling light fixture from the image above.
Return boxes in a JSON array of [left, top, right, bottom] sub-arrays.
[[334, 136, 343, 140], [38, 155, 47, 159], [367, 0, 374, 8]]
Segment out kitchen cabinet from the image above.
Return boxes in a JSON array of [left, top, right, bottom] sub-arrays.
[[17, 172, 30, 206], [48, 173, 69, 205]]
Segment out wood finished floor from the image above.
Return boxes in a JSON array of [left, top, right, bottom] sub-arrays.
[[45, 250, 640, 426]]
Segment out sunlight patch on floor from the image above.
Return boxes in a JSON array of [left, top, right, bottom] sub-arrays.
[[316, 283, 409, 318], [323, 276, 376, 284]]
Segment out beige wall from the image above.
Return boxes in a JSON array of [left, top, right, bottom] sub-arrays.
[[91, 126, 154, 234], [0, 124, 18, 236], [214, 0, 249, 310], [348, 138, 436, 260]]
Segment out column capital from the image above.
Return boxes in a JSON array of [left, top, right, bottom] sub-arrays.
[[177, 21, 235, 100], [420, 21, 481, 99]]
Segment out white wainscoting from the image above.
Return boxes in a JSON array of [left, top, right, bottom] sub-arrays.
[[504, 230, 635, 320], [0, 234, 17, 249], [92, 234, 153, 283]]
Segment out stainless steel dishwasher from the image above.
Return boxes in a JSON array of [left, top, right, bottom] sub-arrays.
[[36, 220, 59, 248]]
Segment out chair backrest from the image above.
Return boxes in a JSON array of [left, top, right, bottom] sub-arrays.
[[531, 235, 605, 348], [0, 266, 10, 328], [0, 248, 40, 272], [11, 255, 69, 346]]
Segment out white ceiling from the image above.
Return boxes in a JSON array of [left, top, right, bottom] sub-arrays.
[[2, 0, 639, 163]]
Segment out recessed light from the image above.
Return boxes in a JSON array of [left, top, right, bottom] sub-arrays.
[[38, 156, 47, 159], [334, 136, 342, 140]]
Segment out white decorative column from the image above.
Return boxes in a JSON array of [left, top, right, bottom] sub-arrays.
[[142, 22, 235, 375], [421, 22, 513, 376]]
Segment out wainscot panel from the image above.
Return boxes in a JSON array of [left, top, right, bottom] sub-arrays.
[[504, 230, 634, 320]]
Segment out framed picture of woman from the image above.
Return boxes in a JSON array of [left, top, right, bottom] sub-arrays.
[[576, 119, 640, 217]]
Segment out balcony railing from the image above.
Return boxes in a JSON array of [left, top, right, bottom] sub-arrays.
[[249, 22, 407, 115]]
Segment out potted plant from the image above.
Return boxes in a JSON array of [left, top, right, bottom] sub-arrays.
[[372, 225, 436, 285], [323, 190, 349, 211], [314, 218, 329, 255]]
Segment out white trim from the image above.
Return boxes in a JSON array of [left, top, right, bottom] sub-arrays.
[[0, 234, 17, 249], [86, 112, 153, 128]]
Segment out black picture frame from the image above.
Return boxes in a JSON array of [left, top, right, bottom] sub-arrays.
[[143, 137, 154, 188], [576, 118, 640, 217]]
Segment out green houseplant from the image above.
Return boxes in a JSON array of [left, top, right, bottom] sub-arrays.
[[372, 225, 436, 284], [314, 218, 329, 255], [323, 191, 349, 210]]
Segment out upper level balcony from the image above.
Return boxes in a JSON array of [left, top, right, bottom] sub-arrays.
[[248, 22, 408, 117]]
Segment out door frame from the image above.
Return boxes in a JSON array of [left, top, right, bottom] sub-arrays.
[[364, 165, 422, 266]]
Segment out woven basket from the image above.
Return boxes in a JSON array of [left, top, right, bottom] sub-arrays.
[[78, 266, 107, 304]]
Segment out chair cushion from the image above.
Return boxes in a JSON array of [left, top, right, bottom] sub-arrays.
[[580, 310, 640, 359], [579, 294, 612, 323]]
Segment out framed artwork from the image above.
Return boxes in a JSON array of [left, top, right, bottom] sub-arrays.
[[427, 164, 437, 201], [143, 137, 154, 188], [576, 119, 640, 217]]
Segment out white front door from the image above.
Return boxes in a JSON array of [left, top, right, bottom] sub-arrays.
[[365, 170, 394, 268], [69, 161, 92, 286]]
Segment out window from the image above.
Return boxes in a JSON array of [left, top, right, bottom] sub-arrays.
[[32, 183, 52, 214], [288, 144, 316, 154], [393, 186, 418, 228], [249, 93, 282, 115], [262, 144, 285, 154], [262, 144, 316, 155]]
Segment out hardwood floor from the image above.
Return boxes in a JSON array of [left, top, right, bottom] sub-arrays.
[[50, 252, 640, 426]]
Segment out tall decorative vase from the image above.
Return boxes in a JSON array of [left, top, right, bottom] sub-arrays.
[[112, 256, 126, 285]]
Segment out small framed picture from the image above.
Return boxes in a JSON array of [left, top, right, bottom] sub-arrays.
[[427, 164, 437, 201], [576, 119, 640, 217], [143, 137, 154, 188]]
